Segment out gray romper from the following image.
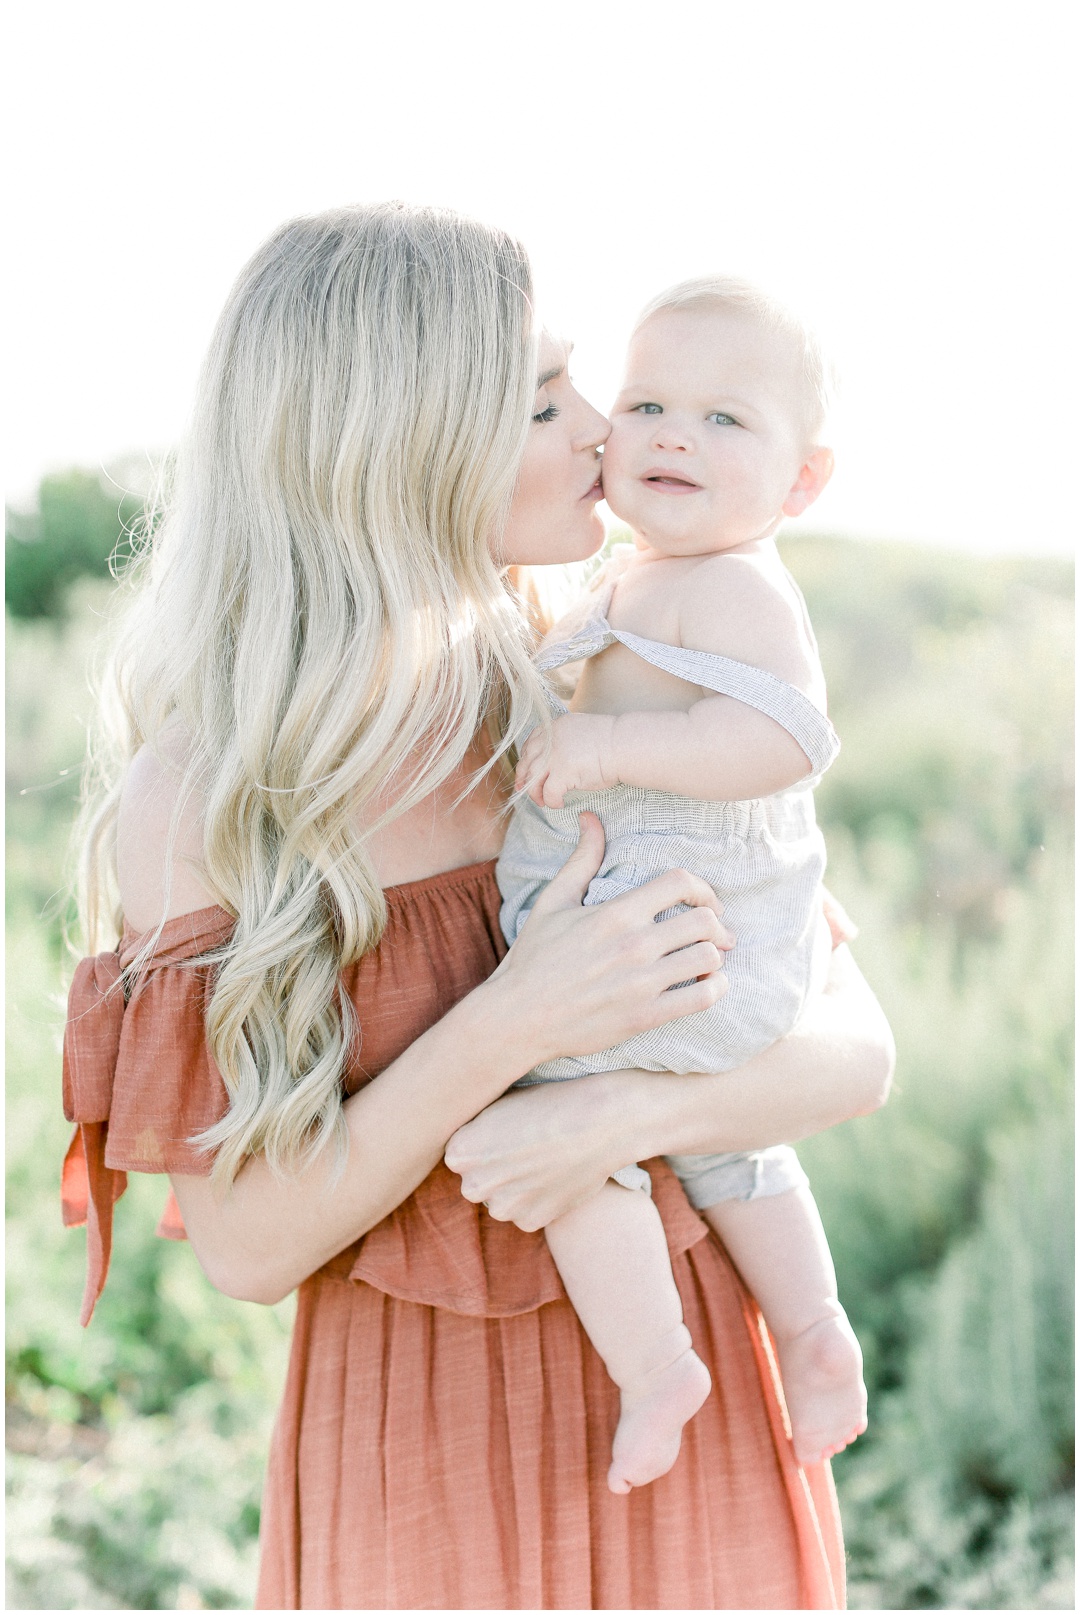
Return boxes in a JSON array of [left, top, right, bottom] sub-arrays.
[[496, 567, 840, 1210]]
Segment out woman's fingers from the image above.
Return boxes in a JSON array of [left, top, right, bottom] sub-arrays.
[[449, 1152, 602, 1231], [822, 887, 859, 947], [443, 1116, 487, 1182], [655, 940, 730, 992], [445, 1137, 555, 1229], [620, 866, 724, 923], [494, 837, 735, 1064], [527, 812, 606, 910], [445, 1075, 645, 1231], [463, 1180, 564, 1232], [445, 1083, 604, 1226], [453, 1166, 490, 1206], [648, 968, 729, 1021], [652, 906, 735, 956]]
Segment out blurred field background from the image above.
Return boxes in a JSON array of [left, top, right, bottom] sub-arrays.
[[6, 471, 1074, 1609]]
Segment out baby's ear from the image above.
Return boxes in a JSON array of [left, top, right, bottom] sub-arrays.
[[782, 447, 834, 518]]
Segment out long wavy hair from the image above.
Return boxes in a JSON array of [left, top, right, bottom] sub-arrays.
[[78, 202, 552, 1186]]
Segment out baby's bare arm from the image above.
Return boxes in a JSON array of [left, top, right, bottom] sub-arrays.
[[516, 702, 809, 806], [607, 699, 810, 799]]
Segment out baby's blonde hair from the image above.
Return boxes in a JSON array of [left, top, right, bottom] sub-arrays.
[[635, 275, 834, 440], [78, 202, 551, 1186]]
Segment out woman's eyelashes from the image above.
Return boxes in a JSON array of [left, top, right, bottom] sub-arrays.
[[533, 403, 560, 423]]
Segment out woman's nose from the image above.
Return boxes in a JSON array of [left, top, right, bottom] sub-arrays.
[[574, 397, 610, 450]]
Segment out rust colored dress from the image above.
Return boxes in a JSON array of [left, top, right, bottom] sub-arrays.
[[62, 860, 846, 1610]]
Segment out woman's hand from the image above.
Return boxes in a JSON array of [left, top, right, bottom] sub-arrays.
[[487, 811, 734, 1070], [445, 1073, 631, 1231], [822, 886, 859, 948], [447, 945, 894, 1232]]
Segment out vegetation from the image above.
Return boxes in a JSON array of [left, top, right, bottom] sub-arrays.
[[5, 468, 145, 621], [790, 537, 1073, 1609], [5, 475, 1073, 1608]]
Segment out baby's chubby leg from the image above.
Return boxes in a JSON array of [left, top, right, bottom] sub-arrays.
[[544, 1181, 711, 1494], [704, 1186, 867, 1466]]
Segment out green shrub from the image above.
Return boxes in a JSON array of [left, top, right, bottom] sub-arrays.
[[6, 470, 144, 621], [905, 1100, 1073, 1501]]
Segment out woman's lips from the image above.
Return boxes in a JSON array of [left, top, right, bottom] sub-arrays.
[[580, 475, 604, 502]]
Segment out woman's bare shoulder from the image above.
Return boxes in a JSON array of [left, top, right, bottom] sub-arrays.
[[117, 728, 216, 930]]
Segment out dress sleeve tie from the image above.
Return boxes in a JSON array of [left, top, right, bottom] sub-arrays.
[[62, 951, 128, 1325]]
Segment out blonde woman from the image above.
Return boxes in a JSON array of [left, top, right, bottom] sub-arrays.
[[62, 203, 893, 1610]]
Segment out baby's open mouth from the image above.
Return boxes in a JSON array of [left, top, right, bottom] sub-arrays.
[[644, 473, 701, 491]]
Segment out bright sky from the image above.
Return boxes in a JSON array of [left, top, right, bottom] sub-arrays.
[[6, 1, 1076, 554]]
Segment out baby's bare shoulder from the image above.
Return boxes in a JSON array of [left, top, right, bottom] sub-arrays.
[[117, 725, 214, 930], [676, 551, 824, 694]]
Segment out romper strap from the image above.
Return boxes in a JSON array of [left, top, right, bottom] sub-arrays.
[[609, 628, 840, 778]]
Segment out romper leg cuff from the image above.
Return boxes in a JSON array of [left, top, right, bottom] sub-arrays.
[[665, 1144, 807, 1209], [611, 1164, 653, 1195]]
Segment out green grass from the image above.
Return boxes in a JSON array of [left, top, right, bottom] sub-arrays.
[[5, 541, 1074, 1609]]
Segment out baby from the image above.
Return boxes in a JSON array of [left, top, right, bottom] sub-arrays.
[[496, 277, 868, 1495]]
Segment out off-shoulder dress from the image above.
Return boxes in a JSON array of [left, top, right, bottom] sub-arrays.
[[62, 859, 846, 1610]]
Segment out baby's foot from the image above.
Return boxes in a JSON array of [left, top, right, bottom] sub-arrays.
[[775, 1310, 867, 1467], [607, 1347, 712, 1495]]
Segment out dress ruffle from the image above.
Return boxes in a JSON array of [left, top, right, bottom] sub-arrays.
[[62, 906, 234, 1323], [62, 904, 712, 1330], [350, 1157, 708, 1318]]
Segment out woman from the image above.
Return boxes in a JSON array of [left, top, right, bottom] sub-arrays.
[[63, 203, 893, 1610]]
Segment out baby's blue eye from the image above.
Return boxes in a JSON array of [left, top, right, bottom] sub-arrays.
[[707, 411, 738, 426], [634, 402, 663, 415]]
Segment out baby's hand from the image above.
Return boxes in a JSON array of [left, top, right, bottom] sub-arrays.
[[516, 714, 619, 808]]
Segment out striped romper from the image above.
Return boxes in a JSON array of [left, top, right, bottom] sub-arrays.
[[496, 572, 840, 1210]]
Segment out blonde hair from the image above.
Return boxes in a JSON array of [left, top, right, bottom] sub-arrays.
[[79, 202, 551, 1186], [635, 275, 834, 439]]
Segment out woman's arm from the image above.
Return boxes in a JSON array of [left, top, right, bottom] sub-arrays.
[[120, 749, 733, 1303], [444, 945, 894, 1231], [172, 842, 732, 1304], [171, 972, 546, 1305]]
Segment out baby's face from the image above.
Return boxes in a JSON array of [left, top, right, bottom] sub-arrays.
[[602, 307, 817, 556]]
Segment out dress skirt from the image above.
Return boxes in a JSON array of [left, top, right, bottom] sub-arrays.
[[61, 861, 845, 1610]]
